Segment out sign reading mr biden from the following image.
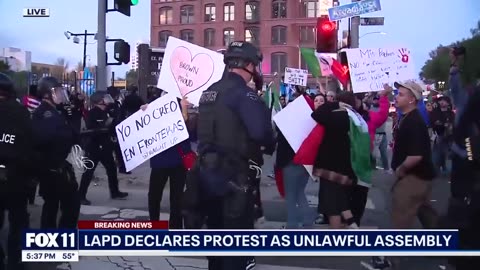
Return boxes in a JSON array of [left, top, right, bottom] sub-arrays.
[[115, 94, 189, 172], [157, 36, 225, 106]]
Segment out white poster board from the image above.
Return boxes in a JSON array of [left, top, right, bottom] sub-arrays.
[[345, 47, 416, 93], [284, 67, 308, 86], [273, 97, 317, 177], [157, 36, 226, 106], [115, 94, 190, 172]]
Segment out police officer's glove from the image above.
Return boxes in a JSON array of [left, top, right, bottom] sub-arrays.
[[105, 117, 114, 127]]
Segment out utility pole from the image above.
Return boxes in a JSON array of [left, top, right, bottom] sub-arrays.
[[350, 0, 360, 48], [97, 0, 107, 92], [82, 30, 88, 69]]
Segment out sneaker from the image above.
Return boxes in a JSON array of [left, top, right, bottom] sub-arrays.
[[111, 191, 128, 199], [314, 214, 325, 225], [267, 173, 275, 179], [246, 258, 256, 270], [370, 257, 392, 269]]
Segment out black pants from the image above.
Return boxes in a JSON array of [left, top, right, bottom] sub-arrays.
[[0, 188, 29, 269], [79, 148, 119, 199], [39, 166, 80, 229], [202, 195, 255, 270], [148, 166, 186, 228], [248, 167, 263, 219], [114, 142, 126, 173], [349, 185, 369, 226]]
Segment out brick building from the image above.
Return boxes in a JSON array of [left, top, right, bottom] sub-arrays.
[[151, 0, 330, 82]]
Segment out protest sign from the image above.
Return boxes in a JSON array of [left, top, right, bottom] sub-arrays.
[[284, 67, 308, 86], [157, 37, 225, 106], [115, 94, 190, 172], [273, 97, 317, 177], [345, 47, 415, 93]]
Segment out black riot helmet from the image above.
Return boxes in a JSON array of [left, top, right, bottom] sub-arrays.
[[37, 76, 69, 104], [107, 86, 120, 100], [223, 41, 264, 90], [0, 72, 14, 98], [224, 41, 263, 68], [90, 90, 114, 106]]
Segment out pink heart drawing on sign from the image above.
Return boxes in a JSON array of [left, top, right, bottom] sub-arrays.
[[170, 46, 215, 97]]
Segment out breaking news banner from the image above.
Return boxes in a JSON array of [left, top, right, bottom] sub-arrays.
[[22, 221, 479, 262]]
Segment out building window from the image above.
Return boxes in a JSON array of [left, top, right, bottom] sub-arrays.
[[245, 1, 260, 21], [223, 28, 235, 46], [224, 3, 235, 21], [205, 4, 216, 22], [271, 52, 287, 74], [245, 27, 260, 46], [180, 5, 194, 24], [159, 7, 173, 24], [272, 0, 286, 19], [301, 0, 318, 18], [204, 28, 215, 47], [158, 30, 172, 47], [271, 26, 287, 45], [180, 29, 194, 43], [299, 26, 316, 44]]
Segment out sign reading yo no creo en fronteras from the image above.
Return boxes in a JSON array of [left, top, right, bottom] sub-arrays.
[[115, 94, 189, 172]]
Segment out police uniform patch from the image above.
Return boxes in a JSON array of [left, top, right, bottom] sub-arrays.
[[43, 111, 53, 118], [246, 92, 259, 101]]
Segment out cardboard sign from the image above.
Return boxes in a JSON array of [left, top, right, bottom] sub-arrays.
[[345, 47, 416, 93], [115, 94, 190, 172], [284, 67, 308, 86], [157, 37, 226, 106], [273, 97, 317, 177]]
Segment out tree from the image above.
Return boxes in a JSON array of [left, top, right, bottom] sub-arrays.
[[75, 61, 83, 72], [421, 20, 480, 89], [52, 57, 69, 78], [125, 69, 138, 87], [0, 60, 10, 73]]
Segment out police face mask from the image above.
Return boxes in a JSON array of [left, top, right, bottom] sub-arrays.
[[52, 87, 70, 105]]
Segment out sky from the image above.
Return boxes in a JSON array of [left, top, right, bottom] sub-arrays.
[[0, 0, 478, 79]]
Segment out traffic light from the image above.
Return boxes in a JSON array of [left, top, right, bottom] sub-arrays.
[[114, 40, 130, 64], [115, 0, 138, 17], [316, 16, 337, 53]]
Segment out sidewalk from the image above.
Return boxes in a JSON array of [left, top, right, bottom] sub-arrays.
[[64, 257, 336, 270]]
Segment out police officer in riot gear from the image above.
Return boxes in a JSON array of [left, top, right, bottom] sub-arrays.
[[107, 86, 128, 174], [184, 41, 274, 270], [79, 91, 128, 205], [32, 76, 81, 229], [0, 73, 33, 270]]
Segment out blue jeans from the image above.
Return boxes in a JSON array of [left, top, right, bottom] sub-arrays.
[[282, 162, 313, 228], [376, 134, 389, 170], [432, 136, 451, 173]]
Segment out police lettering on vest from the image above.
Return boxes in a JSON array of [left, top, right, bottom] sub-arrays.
[[0, 133, 15, 144]]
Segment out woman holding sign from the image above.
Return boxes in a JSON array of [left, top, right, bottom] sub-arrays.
[[142, 89, 193, 229]]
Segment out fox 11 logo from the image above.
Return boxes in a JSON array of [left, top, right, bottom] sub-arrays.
[[23, 230, 77, 250]]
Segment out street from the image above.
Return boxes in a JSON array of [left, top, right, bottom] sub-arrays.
[[4, 149, 453, 270]]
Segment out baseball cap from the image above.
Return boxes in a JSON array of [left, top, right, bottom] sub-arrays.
[[394, 80, 423, 100]]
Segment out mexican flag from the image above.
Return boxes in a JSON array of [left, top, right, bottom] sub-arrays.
[[299, 47, 350, 86], [293, 105, 372, 187], [345, 107, 372, 187], [264, 82, 282, 117]]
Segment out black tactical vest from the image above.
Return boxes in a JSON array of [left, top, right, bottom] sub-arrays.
[[197, 78, 249, 161], [0, 99, 31, 166]]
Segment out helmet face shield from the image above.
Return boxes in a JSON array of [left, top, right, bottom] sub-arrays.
[[102, 93, 114, 105], [52, 87, 69, 104]]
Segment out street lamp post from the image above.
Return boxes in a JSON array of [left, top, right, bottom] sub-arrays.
[[64, 30, 95, 70]]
